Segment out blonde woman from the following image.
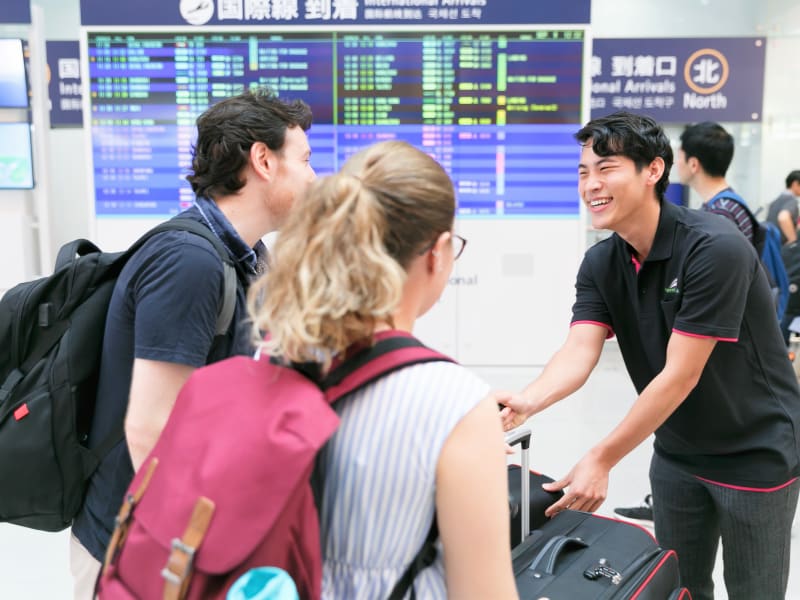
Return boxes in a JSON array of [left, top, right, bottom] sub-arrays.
[[249, 140, 517, 599]]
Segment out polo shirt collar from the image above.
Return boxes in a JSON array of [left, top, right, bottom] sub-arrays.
[[628, 199, 676, 264]]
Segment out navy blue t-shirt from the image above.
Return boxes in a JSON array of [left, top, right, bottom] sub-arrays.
[[572, 201, 800, 487], [72, 209, 254, 560]]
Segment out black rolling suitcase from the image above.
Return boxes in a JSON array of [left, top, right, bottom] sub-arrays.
[[506, 429, 691, 600]]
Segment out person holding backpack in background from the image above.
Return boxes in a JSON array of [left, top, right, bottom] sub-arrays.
[[70, 88, 316, 599], [676, 120, 790, 322], [248, 140, 518, 599], [676, 121, 755, 242]]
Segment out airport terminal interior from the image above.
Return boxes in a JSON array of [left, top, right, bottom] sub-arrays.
[[1, 0, 800, 598]]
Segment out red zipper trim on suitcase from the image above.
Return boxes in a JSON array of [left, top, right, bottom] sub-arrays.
[[628, 549, 678, 600]]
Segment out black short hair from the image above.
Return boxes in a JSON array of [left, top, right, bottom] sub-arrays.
[[186, 87, 313, 199], [786, 170, 800, 189], [575, 111, 673, 201], [679, 121, 733, 178]]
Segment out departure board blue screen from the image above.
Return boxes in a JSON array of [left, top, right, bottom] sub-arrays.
[[0, 38, 29, 108], [87, 30, 584, 218]]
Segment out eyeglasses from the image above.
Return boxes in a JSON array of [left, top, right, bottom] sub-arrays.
[[451, 234, 467, 261], [419, 232, 468, 261]]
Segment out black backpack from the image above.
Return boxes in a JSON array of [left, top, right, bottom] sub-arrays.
[[707, 190, 790, 320], [0, 218, 237, 532], [782, 241, 800, 317]]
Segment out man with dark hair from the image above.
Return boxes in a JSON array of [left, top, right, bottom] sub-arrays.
[[675, 121, 755, 242], [70, 88, 315, 598], [766, 170, 800, 245], [677, 121, 789, 324], [499, 111, 800, 600]]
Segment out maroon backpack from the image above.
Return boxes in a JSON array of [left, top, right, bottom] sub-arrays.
[[97, 331, 452, 600]]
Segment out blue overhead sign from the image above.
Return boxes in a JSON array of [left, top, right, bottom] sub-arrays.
[[2, 0, 31, 24], [80, 0, 590, 26], [46, 41, 83, 128], [591, 37, 766, 123]]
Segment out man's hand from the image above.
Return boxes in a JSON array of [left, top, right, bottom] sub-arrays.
[[542, 452, 609, 517], [493, 390, 531, 432]]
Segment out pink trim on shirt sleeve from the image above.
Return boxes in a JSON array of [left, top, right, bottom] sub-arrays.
[[672, 328, 738, 343], [572, 320, 615, 338]]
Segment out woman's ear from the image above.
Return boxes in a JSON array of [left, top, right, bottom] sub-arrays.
[[427, 231, 451, 274]]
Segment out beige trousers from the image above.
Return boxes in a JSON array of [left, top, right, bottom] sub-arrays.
[[69, 533, 102, 600]]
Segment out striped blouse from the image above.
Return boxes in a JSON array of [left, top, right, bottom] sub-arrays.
[[318, 361, 490, 599]]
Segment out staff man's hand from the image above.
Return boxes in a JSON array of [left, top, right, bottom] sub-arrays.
[[493, 390, 531, 432]]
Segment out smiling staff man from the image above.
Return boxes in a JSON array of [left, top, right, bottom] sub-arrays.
[[499, 111, 800, 600]]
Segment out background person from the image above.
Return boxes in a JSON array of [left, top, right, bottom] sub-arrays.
[[676, 121, 754, 241], [676, 120, 789, 327], [766, 170, 800, 246]]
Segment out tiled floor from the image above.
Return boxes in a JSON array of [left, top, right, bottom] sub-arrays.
[[0, 342, 797, 598]]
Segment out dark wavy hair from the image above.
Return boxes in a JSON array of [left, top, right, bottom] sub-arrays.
[[575, 111, 673, 201], [186, 88, 312, 199], [679, 121, 733, 178]]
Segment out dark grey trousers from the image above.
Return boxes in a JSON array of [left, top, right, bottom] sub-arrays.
[[649, 452, 799, 600]]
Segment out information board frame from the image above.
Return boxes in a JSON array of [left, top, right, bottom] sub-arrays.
[[80, 23, 589, 222]]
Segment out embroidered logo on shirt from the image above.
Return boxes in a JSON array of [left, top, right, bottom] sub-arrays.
[[663, 278, 680, 295]]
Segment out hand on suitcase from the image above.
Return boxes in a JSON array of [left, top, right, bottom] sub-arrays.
[[543, 453, 609, 517]]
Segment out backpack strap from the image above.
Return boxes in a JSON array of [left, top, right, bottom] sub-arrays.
[[319, 333, 454, 600], [322, 333, 454, 401], [387, 516, 439, 600], [707, 189, 761, 231], [161, 496, 216, 600], [82, 218, 238, 478], [708, 188, 748, 208], [53, 218, 238, 336], [54, 239, 102, 271], [136, 217, 238, 336]]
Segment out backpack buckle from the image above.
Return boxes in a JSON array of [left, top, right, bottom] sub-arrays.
[[102, 459, 159, 577], [161, 537, 196, 585], [159, 496, 215, 598]]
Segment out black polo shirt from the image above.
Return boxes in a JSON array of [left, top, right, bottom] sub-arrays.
[[573, 200, 800, 487]]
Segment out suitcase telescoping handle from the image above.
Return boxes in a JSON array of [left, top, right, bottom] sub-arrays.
[[505, 427, 531, 543]]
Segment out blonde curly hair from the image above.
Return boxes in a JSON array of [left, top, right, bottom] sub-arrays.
[[248, 140, 455, 369]]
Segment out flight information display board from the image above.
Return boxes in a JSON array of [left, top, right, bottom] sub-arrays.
[[87, 29, 584, 218], [0, 38, 30, 108]]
